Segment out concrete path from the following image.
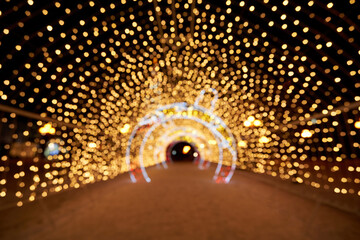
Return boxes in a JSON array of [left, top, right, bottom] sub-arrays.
[[1, 163, 360, 240]]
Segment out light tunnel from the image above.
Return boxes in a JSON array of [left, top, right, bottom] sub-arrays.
[[125, 89, 237, 183], [0, 0, 360, 238]]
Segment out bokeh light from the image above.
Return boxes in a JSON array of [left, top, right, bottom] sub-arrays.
[[0, 0, 359, 208]]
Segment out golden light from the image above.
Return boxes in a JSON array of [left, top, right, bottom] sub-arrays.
[[88, 142, 97, 148], [296, 177, 304, 183], [301, 129, 313, 138], [253, 120, 262, 127], [120, 124, 130, 134], [244, 120, 252, 127], [244, 117, 262, 127], [182, 145, 191, 154], [238, 140, 247, 148], [208, 140, 217, 145], [259, 136, 271, 144], [355, 121, 360, 129], [48, 142, 56, 149], [0, 0, 359, 208], [39, 123, 55, 135], [248, 116, 255, 122], [49, 127, 56, 135]]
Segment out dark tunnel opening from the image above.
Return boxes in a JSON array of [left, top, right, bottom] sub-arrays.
[[167, 141, 199, 162]]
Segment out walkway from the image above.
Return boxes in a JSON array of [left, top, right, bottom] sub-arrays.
[[1, 163, 360, 240]]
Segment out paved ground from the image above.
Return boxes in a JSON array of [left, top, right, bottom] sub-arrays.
[[1, 162, 360, 240]]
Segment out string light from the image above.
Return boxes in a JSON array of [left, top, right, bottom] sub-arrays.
[[301, 129, 313, 138], [0, 0, 359, 207], [355, 120, 360, 129], [182, 146, 191, 154], [259, 136, 271, 144], [238, 141, 247, 148], [39, 123, 56, 135], [244, 116, 263, 127], [88, 142, 97, 148], [120, 124, 131, 134], [253, 120, 263, 127]]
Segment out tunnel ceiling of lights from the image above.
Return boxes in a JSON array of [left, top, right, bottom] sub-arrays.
[[0, 0, 360, 207]]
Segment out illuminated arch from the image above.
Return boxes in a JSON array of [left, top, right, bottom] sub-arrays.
[[125, 89, 238, 183], [153, 126, 213, 168]]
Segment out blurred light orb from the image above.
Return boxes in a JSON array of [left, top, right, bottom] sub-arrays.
[[39, 123, 56, 135], [244, 120, 252, 127], [182, 145, 191, 154], [253, 120, 262, 127], [355, 121, 360, 129], [238, 140, 247, 148], [301, 129, 313, 138], [88, 142, 97, 148], [259, 136, 271, 144], [120, 124, 131, 134], [248, 116, 255, 122]]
